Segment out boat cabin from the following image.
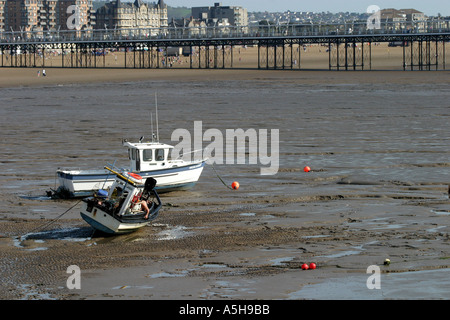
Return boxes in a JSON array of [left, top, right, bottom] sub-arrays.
[[102, 173, 144, 216], [123, 141, 175, 172]]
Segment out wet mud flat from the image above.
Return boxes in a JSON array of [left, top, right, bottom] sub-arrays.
[[0, 71, 449, 299]]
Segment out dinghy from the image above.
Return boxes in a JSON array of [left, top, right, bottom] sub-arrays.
[[80, 166, 162, 235]]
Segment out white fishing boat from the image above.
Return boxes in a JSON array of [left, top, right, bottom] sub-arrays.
[[80, 167, 162, 235], [50, 96, 207, 199], [53, 140, 206, 198]]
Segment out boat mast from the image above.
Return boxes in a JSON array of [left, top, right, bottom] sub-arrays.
[[155, 92, 159, 143]]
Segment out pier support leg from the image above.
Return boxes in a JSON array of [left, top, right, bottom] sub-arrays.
[[443, 41, 446, 70], [361, 42, 365, 70], [403, 43, 406, 70], [222, 44, 225, 69], [258, 43, 260, 69], [328, 41, 331, 70], [336, 41, 340, 71], [353, 41, 356, 70], [189, 45, 192, 69], [231, 45, 234, 68]]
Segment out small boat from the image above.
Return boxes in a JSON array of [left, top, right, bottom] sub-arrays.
[[52, 140, 206, 198], [80, 166, 162, 235]]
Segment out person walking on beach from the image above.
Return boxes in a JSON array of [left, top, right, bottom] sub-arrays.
[[42, 69, 46, 77]]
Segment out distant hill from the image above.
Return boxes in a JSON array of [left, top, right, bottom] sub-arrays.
[[167, 6, 191, 19]]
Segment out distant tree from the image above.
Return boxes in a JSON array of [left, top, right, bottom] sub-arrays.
[[259, 20, 274, 26], [167, 6, 191, 20]]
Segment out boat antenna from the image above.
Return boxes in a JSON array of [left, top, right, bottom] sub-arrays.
[[155, 92, 159, 143], [150, 112, 154, 142]]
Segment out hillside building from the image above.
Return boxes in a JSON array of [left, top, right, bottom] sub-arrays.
[[191, 2, 248, 29], [95, 0, 168, 35], [0, 0, 94, 33]]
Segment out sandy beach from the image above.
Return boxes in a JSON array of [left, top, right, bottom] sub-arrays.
[[0, 44, 449, 301], [0, 42, 449, 88]]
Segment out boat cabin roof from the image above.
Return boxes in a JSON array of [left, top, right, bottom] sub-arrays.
[[123, 141, 174, 150]]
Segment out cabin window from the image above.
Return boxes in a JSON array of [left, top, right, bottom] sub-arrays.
[[143, 149, 153, 161], [129, 149, 135, 160], [155, 149, 165, 161]]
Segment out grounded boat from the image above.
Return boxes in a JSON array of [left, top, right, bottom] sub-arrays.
[[80, 166, 162, 235], [52, 140, 206, 198]]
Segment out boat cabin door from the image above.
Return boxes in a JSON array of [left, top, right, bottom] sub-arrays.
[[128, 148, 141, 172]]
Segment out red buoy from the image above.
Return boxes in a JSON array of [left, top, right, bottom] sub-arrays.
[[231, 181, 240, 190], [128, 172, 143, 180], [301, 263, 309, 270], [304, 166, 311, 172], [309, 263, 316, 270]]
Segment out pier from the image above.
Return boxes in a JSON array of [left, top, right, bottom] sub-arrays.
[[1, 21, 449, 71]]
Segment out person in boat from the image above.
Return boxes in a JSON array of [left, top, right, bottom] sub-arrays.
[[128, 192, 153, 219], [140, 199, 153, 219], [97, 187, 124, 213]]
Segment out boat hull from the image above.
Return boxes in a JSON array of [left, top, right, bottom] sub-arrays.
[[80, 200, 160, 235], [57, 161, 205, 198], [80, 212, 148, 234]]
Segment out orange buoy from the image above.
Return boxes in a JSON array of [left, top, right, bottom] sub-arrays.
[[303, 166, 311, 172], [128, 172, 143, 180], [231, 181, 240, 190]]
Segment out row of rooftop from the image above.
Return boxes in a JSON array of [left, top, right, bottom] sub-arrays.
[[0, 1, 448, 35], [249, 8, 450, 25], [0, 0, 249, 33]]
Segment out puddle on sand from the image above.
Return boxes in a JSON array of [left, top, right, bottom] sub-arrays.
[[13, 227, 93, 251], [302, 235, 331, 239], [201, 280, 257, 299], [20, 195, 52, 201], [201, 263, 228, 269], [146, 271, 189, 279], [426, 225, 447, 233], [16, 284, 56, 300], [432, 210, 450, 216], [155, 224, 194, 241], [288, 268, 450, 300], [270, 257, 295, 266], [366, 218, 406, 230], [112, 285, 154, 290], [318, 241, 378, 259]]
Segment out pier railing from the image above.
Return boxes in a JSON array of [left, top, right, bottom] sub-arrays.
[[1, 19, 449, 44]]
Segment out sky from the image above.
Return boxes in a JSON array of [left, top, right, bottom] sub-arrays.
[[160, 0, 450, 16]]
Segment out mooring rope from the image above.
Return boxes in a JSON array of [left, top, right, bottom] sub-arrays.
[[211, 164, 233, 190], [16, 200, 82, 240]]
